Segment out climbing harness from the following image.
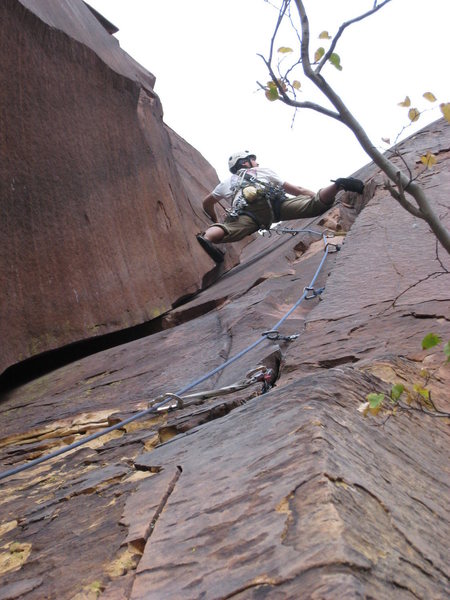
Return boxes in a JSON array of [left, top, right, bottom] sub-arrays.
[[0, 231, 332, 482], [226, 171, 288, 230]]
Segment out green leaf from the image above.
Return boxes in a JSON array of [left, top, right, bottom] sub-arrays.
[[390, 384, 405, 402], [444, 341, 450, 362], [314, 47, 325, 62], [278, 46, 293, 54], [265, 87, 279, 101], [413, 384, 430, 401], [265, 81, 279, 102], [319, 31, 332, 39], [421, 332, 442, 350], [367, 393, 385, 409], [329, 53, 342, 70], [365, 393, 384, 416], [292, 80, 301, 90]]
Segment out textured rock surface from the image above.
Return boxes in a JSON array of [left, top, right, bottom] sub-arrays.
[[130, 369, 448, 599], [0, 0, 242, 376], [0, 12, 449, 600]]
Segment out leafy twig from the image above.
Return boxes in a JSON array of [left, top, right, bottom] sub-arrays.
[[316, 0, 393, 75]]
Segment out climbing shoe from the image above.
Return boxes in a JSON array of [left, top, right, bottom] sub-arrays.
[[332, 177, 365, 194], [196, 234, 225, 263]]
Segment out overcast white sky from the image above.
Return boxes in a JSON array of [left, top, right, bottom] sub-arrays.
[[87, 0, 448, 189]]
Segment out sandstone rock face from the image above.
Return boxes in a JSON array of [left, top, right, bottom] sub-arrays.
[[0, 119, 449, 599], [0, 0, 241, 376]]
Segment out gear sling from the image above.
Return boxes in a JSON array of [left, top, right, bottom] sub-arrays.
[[233, 171, 287, 230]]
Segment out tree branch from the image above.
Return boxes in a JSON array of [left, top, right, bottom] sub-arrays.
[[278, 97, 342, 120], [316, 0, 393, 74], [267, 0, 289, 66], [384, 179, 424, 219], [294, 0, 313, 78], [293, 2, 450, 251], [257, 56, 341, 121], [262, 1, 450, 251]]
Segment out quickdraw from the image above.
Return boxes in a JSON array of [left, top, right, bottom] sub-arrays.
[[324, 240, 340, 252], [274, 226, 331, 237], [275, 226, 340, 252], [150, 365, 276, 412], [262, 330, 300, 342], [304, 286, 325, 299]]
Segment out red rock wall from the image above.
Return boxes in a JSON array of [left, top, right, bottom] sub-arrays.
[[0, 0, 226, 375]]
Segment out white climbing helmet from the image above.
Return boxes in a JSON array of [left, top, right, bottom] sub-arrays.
[[228, 151, 256, 174]]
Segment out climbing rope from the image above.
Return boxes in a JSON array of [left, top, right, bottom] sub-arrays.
[[0, 231, 333, 482]]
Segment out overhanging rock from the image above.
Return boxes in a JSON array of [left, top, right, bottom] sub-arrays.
[[0, 0, 243, 376]]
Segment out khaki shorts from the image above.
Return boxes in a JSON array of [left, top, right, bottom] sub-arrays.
[[216, 192, 327, 243]]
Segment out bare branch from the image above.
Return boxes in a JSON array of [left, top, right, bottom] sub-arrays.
[[294, 1, 313, 77], [257, 58, 341, 122], [317, 0, 393, 74], [384, 179, 424, 219], [280, 98, 342, 120], [263, 2, 303, 105], [397, 401, 450, 418], [267, 0, 289, 66], [256, 78, 340, 121], [388, 147, 414, 182], [257, 53, 292, 103]]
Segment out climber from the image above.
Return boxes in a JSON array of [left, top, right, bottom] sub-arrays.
[[196, 151, 364, 262]]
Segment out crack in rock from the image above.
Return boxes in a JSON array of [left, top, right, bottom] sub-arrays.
[[123, 466, 182, 555]]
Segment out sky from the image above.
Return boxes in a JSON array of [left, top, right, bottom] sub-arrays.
[[87, 0, 448, 189]]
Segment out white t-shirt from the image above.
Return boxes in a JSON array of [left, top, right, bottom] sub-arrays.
[[212, 167, 283, 206]]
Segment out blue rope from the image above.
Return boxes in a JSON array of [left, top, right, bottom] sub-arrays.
[[0, 235, 330, 482]]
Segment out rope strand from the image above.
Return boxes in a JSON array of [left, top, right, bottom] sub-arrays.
[[0, 233, 330, 482]]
